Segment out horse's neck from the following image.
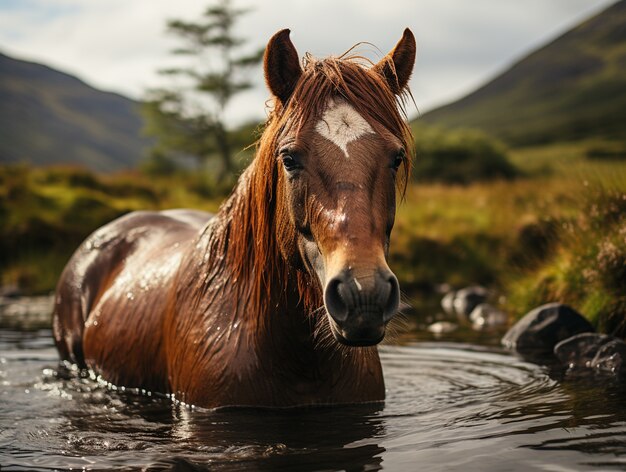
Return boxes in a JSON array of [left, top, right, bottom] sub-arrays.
[[205, 164, 327, 355], [206, 164, 307, 325]]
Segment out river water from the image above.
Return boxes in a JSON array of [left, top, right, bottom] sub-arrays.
[[2, 325, 626, 471]]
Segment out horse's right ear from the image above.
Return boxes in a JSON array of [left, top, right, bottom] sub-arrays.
[[264, 29, 302, 105]]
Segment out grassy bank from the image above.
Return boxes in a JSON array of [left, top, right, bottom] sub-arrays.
[[1, 140, 625, 331], [0, 165, 222, 293], [390, 139, 626, 331]]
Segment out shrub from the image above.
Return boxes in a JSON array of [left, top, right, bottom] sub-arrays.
[[412, 125, 518, 184], [505, 186, 626, 335], [586, 143, 626, 160]]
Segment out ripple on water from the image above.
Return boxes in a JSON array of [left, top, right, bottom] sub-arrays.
[[1, 331, 626, 471]]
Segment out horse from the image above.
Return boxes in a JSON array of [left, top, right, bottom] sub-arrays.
[[52, 28, 416, 409]]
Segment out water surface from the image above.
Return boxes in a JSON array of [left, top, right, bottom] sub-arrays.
[[1, 328, 626, 471]]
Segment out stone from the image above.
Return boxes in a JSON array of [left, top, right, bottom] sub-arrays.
[[554, 333, 613, 368], [554, 333, 626, 378], [441, 291, 457, 317], [591, 339, 626, 377], [452, 286, 488, 318], [427, 321, 457, 335], [502, 303, 594, 359], [469, 303, 508, 329]]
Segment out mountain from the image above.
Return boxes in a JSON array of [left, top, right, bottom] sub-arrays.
[[0, 52, 149, 172], [420, 0, 626, 146]]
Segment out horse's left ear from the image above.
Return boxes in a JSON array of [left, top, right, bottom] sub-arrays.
[[372, 28, 416, 95], [264, 29, 303, 105]]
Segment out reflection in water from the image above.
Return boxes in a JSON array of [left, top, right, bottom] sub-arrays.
[[2, 330, 626, 471]]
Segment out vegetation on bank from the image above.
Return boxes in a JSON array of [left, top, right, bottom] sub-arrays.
[[1, 137, 625, 332], [0, 165, 222, 293], [392, 138, 626, 331], [412, 124, 518, 184]]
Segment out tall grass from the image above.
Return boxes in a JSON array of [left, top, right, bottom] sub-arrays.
[[0, 164, 221, 293], [392, 139, 626, 326]]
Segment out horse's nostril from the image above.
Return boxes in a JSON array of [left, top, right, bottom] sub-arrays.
[[383, 273, 400, 322], [324, 277, 349, 322]]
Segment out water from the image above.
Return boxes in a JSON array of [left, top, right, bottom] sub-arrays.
[[2, 328, 626, 471]]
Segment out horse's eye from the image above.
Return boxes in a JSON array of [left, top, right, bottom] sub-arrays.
[[392, 151, 405, 171], [280, 153, 301, 172]]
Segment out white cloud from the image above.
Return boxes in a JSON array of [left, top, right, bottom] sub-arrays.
[[0, 0, 617, 126]]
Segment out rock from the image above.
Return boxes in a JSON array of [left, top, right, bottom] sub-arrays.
[[469, 303, 508, 329], [554, 333, 626, 378], [554, 333, 613, 368], [427, 321, 457, 335], [502, 303, 594, 359], [441, 291, 457, 316], [591, 339, 626, 377], [452, 286, 488, 318]]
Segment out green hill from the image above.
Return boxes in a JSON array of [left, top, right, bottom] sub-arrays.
[[0, 52, 149, 172], [420, 0, 626, 146]]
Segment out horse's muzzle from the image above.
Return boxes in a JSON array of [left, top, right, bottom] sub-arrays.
[[324, 267, 400, 346]]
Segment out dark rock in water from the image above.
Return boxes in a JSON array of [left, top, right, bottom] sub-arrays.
[[554, 333, 626, 378], [452, 286, 488, 318], [502, 303, 594, 359], [469, 303, 508, 329], [554, 333, 613, 368], [592, 339, 626, 377], [441, 291, 457, 316]]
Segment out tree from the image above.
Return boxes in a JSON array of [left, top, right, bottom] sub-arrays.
[[142, 0, 263, 179]]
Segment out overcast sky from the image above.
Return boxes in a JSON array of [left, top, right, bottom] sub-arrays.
[[0, 0, 617, 126]]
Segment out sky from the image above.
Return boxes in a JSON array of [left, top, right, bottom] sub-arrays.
[[0, 0, 618, 126]]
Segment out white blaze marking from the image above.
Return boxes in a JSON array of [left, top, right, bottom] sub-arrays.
[[315, 99, 374, 158]]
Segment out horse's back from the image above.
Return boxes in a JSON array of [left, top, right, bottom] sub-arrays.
[[53, 209, 212, 390]]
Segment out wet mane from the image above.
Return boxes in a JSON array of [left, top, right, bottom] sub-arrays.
[[191, 53, 415, 332]]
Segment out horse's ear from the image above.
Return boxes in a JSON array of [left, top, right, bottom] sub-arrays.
[[264, 29, 302, 105], [372, 28, 416, 95]]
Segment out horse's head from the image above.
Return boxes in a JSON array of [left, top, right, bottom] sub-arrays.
[[262, 29, 415, 346]]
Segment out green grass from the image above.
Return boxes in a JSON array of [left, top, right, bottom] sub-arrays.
[[0, 164, 221, 293], [391, 138, 626, 332]]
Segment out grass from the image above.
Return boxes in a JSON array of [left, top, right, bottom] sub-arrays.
[[0, 164, 221, 293], [391, 138, 626, 332]]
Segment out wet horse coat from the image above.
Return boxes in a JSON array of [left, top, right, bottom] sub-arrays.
[[53, 29, 416, 408]]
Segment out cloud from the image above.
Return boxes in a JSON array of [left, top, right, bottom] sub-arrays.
[[0, 0, 617, 125]]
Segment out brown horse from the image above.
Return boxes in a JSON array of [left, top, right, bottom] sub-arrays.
[[52, 28, 416, 408]]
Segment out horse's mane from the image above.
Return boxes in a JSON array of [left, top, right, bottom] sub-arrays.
[[188, 52, 414, 334]]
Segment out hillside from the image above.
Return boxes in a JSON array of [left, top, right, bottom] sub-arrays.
[[420, 0, 626, 146], [0, 52, 149, 172]]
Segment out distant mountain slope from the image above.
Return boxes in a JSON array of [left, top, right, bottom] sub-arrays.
[[420, 0, 626, 145], [0, 52, 149, 171]]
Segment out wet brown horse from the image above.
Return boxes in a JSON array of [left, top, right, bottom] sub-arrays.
[[53, 29, 416, 408]]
